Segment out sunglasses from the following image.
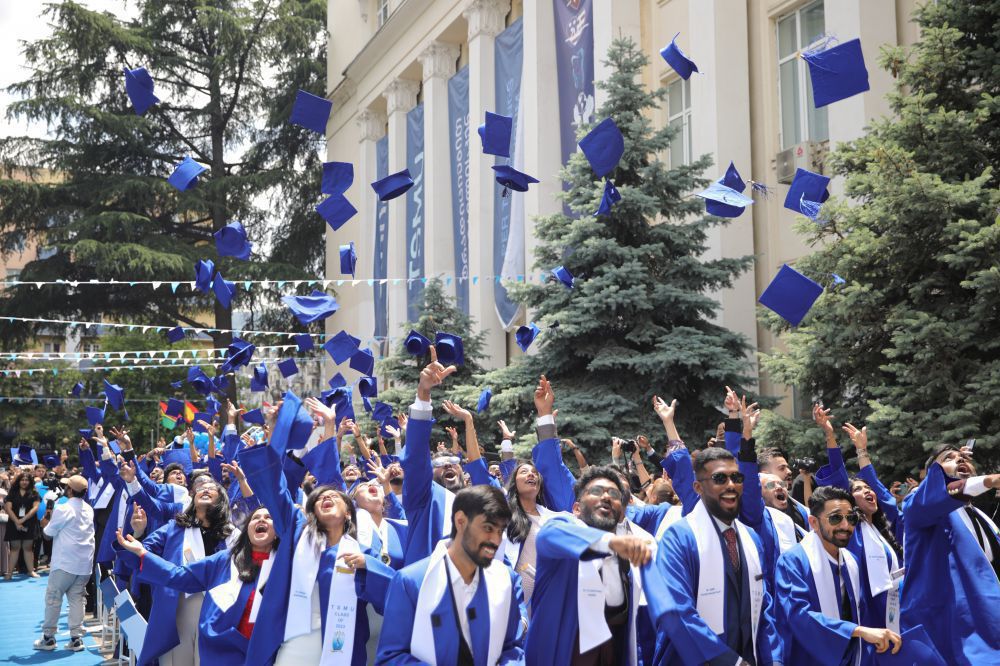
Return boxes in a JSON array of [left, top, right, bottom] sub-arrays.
[[825, 512, 860, 526], [432, 456, 461, 468], [700, 472, 745, 486], [763, 481, 784, 491], [584, 485, 623, 501]]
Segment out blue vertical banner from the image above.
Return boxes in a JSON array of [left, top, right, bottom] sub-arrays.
[[405, 103, 425, 322], [493, 18, 524, 330], [373, 136, 389, 340], [553, 0, 595, 179], [447, 66, 470, 315]]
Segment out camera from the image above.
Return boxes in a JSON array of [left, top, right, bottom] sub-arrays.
[[622, 439, 638, 455], [795, 457, 818, 473]]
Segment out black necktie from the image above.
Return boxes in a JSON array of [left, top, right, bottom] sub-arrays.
[[831, 562, 852, 622]]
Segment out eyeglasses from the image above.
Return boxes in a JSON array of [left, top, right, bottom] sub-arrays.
[[825, 511, 860, 526], [699, 472, 745, 486], [432, 456, 461, 468], [584, 485, 623, 501], [763, 481, 783, 491]]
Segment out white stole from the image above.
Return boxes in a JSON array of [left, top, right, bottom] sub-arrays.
[[93, 479, 115, 509], [286, 529, 325, 641], [766, 507, 798, 554], [320, 535, 361, 666], [440, 488, 455, 539], [115, 490, 129, 532], [655, 504, 683, 541], [802, 532, 862, 665], [685, 501, 763, 649], [858, 522, 902, 632], [207, 553, 274, 623], [171, 484, 190, 504], [181, 526, 208, 598], [411, 539, 512, 666]]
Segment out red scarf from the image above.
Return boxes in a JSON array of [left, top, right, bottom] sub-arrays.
[[237, 551, 270, 639]]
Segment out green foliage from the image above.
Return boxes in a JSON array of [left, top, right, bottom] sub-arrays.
[[759, 0, 1000, 478]]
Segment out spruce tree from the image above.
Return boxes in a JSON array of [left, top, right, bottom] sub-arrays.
[[454, 37, 754, 455], [758, 0, 1000, 477]]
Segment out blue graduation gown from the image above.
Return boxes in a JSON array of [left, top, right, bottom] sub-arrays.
[[369, 519, 408, 570], [375, 553, 525, 664], [241, 443, 394, 666], [465, 457, 501, 488], [530, 437, 576, 512], [400, 413, 452, 565], [774, 544, 860, 666], [95, 455, 135, 565], [899, 463, 1000, 665], [660, 447, 698, 515]]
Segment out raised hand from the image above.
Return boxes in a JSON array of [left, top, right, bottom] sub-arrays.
[[740, 396, 760, 439], [129, 504, 147, 535], [220, 461, 246, 482], [116, 529, 147, 557], [637, 434, 652, 453], [196, 420, 216, 437], [724, 386, 740, 415], [304, 396, 336, 424], [108, 426, 132, 451], [842, 423, 868, 451], [367, 457, 391, 486], [444, 426, 459, 443], [533, 375, 555, 416], [337, 417, 354, 439], [91, 424, 108, 447], [608, 535, 654, 567], [498, 420, 516, 440], [119, 460, 137, 484], [442, 400, 473, 423], [226, 400, 239, 425], [812, 404, 835, 436], [78, 437, 90, 451], [417, 346, 458, 401], [384, 424, 401, 439], [397, 412, 408, 431], [652, 396, 677, 422]]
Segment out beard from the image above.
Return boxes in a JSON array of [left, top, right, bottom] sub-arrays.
[[579, 501, 619, 532], [461, 531, 496, 568], [703, 493, 740, 523], [820, 522, 853, 549]]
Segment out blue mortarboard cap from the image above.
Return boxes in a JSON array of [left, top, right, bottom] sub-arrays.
[[219, 337, 255, 373], [194, 259, 214, 294], [166, 326, 185, 343], [187, 366, 214, 395], [362, 396, 373, 414], [294, 334, 314, 353], [492, 165, 539, 193], [212, 374, 229, 394], [832, 273, 846, 286], [783, 168, 831, 215], [162, 449, 193, 475], [799, 196, 823, 221], [803, 38, 870, 108], [282, 290, 339, 325], [167, 156, 206, 192], [595, 179, 622, 216], [371, 169, 414, 201], [478, 111, 512, 157], [704, 162, 750, 218], [339, 242, 357, 277], [277, 358, 299, 378], [874, 625, 945, 666], [71, 382, 84, 397], [328, 373, 347, 389], [214, 221, 253, 261], [349, 348, 375, 376], [358, 376, 378, 398], [14, 444, 35, 466], [660, 32, 698, 80], [103, 379, 125, 411], [212, 273, 236, 309], [192, 412, 212, 433], [205, 394, 220, 417], [250, 363, 269, 392], [42, 453, 60, 469], [106, 438, 122, 455], [165, 398, 184, 419], [372, 401, 394, 424], [321, 161, 354, 195], [380, 417, 400, 438], [333, 389, 356, 424], [579, 118, 625, 178], [316, 194, 357, 231], [290, 89, 333, 134], [759, 264, 824, 326], [551, 266, 574, 289], [123, 66, 159, 116], [79, 428, 93, 440], [697, 181, 754, 215], [404, 330, 431, 356], [515, 322, 541, 352], [477, 387, 492, 413], [434, 332, 464, 366], [170, 379, 184, 389], [241, 408, 265, 425], [324, 331, 361, 364]]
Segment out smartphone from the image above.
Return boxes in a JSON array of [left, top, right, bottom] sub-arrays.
[[966, 438, 976, 450]]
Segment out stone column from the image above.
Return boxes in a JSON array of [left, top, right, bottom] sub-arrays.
[[592, 0, 641, 109], [353, 108, 386, 345]]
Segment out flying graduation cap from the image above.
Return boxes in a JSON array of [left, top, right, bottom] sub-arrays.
[[321, 162, 354, 195], [476, 387, 492, 413], [434, 332, 464, 366], [759, 264, 823, 327], [219, 337, 255, 373], [339, 242, 357, 278], [595, 180, 622, 217], [277, 358, 299, 378], [492, 165, 538, 196], [103, 379, 126, 411], [478, 111, 512, 158], [212, 273, 237, 309], [187, 366, 215, 395], [123, 66, 160, 116], [166, 326, 185, 344], [71, 382, 84, 398], [241, 408, 265, 425], [13, 445, 36, 466], [698, 162, 753, 218], [214, 221, 253, 261], [250, 363, 269, 392], [290, 89, 333, 134], [194, 259, 214, 294], [324, 330, 361, 364], [783, 168, 830, 219], [515, 322, 541, 352], [86, 404, 106, 426], [371, 169, 414, 201], [358, 376, 378, 399], [294, 334, 314, 353], [349, 348, 375, 376], [282, 290, 340, 325], [660, 33, 699, 80], [316, 194, 358, 231], [551, 266, 575, 289], [327, 372, 347, 389], [404, 330, 431, 356], [580, 118, 625, 216], [802, 38, 870, 108], [167, 156, 206, 192]]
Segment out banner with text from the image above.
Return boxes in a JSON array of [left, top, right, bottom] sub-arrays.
[[553, 0, 595, 189], [406, 103, 425, 322], [448, 65, 470, 315], [373, 136, 389, 340]]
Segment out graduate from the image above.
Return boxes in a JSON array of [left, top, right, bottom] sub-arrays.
[[501, 460, 561, 610], [758, 448, 810, 534], [113, 506, 278, 665], [643, 447, 783, 666], [774, 486, 902, 665], [525, 466, 653, 666], [376, 485, 526, 665], [899, 443, 1000, 664]]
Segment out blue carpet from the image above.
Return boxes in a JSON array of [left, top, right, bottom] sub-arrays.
[[0, 571, 106, 665]]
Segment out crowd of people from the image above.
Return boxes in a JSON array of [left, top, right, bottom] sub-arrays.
[[5, 348, 999, 665]]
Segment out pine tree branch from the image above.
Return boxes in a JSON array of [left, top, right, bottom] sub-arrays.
[[222, 1, 274, 128]]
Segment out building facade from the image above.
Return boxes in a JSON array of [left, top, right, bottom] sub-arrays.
[[324, 0, 920, 417]]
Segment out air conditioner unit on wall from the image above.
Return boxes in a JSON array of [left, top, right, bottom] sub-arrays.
[[775, 141, 818, 184]]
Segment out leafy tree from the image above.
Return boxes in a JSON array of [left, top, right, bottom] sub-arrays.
[[454, 37, 754, 457], [758, 0, 1000, 478]]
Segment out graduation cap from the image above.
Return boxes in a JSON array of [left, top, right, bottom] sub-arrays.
[[874, 625, 945, 666], [477, 387, 492, 413], [660, 32, 699, 80], [294, 334, 314, 353], [595, 180, 622, 217], [290, 89, 333, 134], [492, 165, 538, 195], [372, 401, 394, 424], [759, 264, 824, 327], [78, 428, 93, 440], [194, 259, 215, 294], [328, 373, 347, 389], [322, 162, 354, 195], [551, 266, 574, 289], [219, 337, 256, 373], [103, 379, 125, 411], [371, 169, 414, 202], [214, 221, 253, 261], [515, 322, 541, 352], [71, 382, 84, 397], [191, 412, 212, 433], [212, 273, 237, 309], [579, 118, 625, 178], [162, 449, 193, 475], [205, 394, 221, 417], [170, 379, 184, 389], [282, 290, 340, 325], [241, 408, 266, 425], [783, 168, 830, 216], [478, 111, 512, 158], [212, 374, 229, 394], [277, 358, 298, 378], [325, 386, 355, 423], [166, 326, 185, 344], [831, 273, 846, 286], [324, 330, 361, 364], [165, 398, 184, 419], [358, 376, 378, 399], [123, 66, 159, 116], [349, 348, 375, 376], [86, 404, 106, 425], [701, 162, 752, 218], [339, 242, 357, 278], [434, 332, 464, 366], [803, 38, 870, 108], [42, 453, 61, 469], [404, 330, 431, 356], [250, 363, 269, 392], [167, 156, 206, 192], [13, 444, 36, 466], [187, 366, 215, 395], [316, 194, 357, 231]]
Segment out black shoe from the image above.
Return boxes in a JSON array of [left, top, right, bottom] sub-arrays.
[[64, 637, 85, 652]]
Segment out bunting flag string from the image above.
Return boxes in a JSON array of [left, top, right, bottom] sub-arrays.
[[0, 396, 164, 404], [0, 355, 332, 378], [3, 343, 301, 361]]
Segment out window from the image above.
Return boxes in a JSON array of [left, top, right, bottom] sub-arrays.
[[667, 78, 692, 168], [777, 1, 828, 149], [43, 343, 61, 354], [377, 0, 389, 27]]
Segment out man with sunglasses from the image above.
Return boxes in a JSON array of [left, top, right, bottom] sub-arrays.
[[644, 447, 782, 666], [774, 486, 902, 665]]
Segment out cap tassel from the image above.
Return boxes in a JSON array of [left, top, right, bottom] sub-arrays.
[[502, 186, 510, 198]]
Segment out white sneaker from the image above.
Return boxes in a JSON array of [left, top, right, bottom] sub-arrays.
[[65, 637, 85, 652], [33, 636, 56, 651]]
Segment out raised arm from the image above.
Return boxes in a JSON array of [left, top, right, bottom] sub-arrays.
[[813, 404, 850, 490], [844, 424, 898, 525], [531, 376, 576, 512]]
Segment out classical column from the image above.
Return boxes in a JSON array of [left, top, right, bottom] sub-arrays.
[[593, 0, 641, 109], [354, 108, 386, 345], [418, 41, 461, 296], [463, 0, 510, 368], [382, 78, 420, 342]]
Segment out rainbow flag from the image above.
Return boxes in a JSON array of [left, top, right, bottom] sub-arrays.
[[183, 401, 198, 424], [158, 401, 178, 430]]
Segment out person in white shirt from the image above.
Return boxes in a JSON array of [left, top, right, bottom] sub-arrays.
[[33, 474, 95, 653]]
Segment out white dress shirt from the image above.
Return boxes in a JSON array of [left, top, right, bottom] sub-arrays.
[[43, 497, 95, 576], [446, 552, 481, 651], [589, 532, 626, 606]]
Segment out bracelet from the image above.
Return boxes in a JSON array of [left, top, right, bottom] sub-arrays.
[[857, 450, 870, 458]]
